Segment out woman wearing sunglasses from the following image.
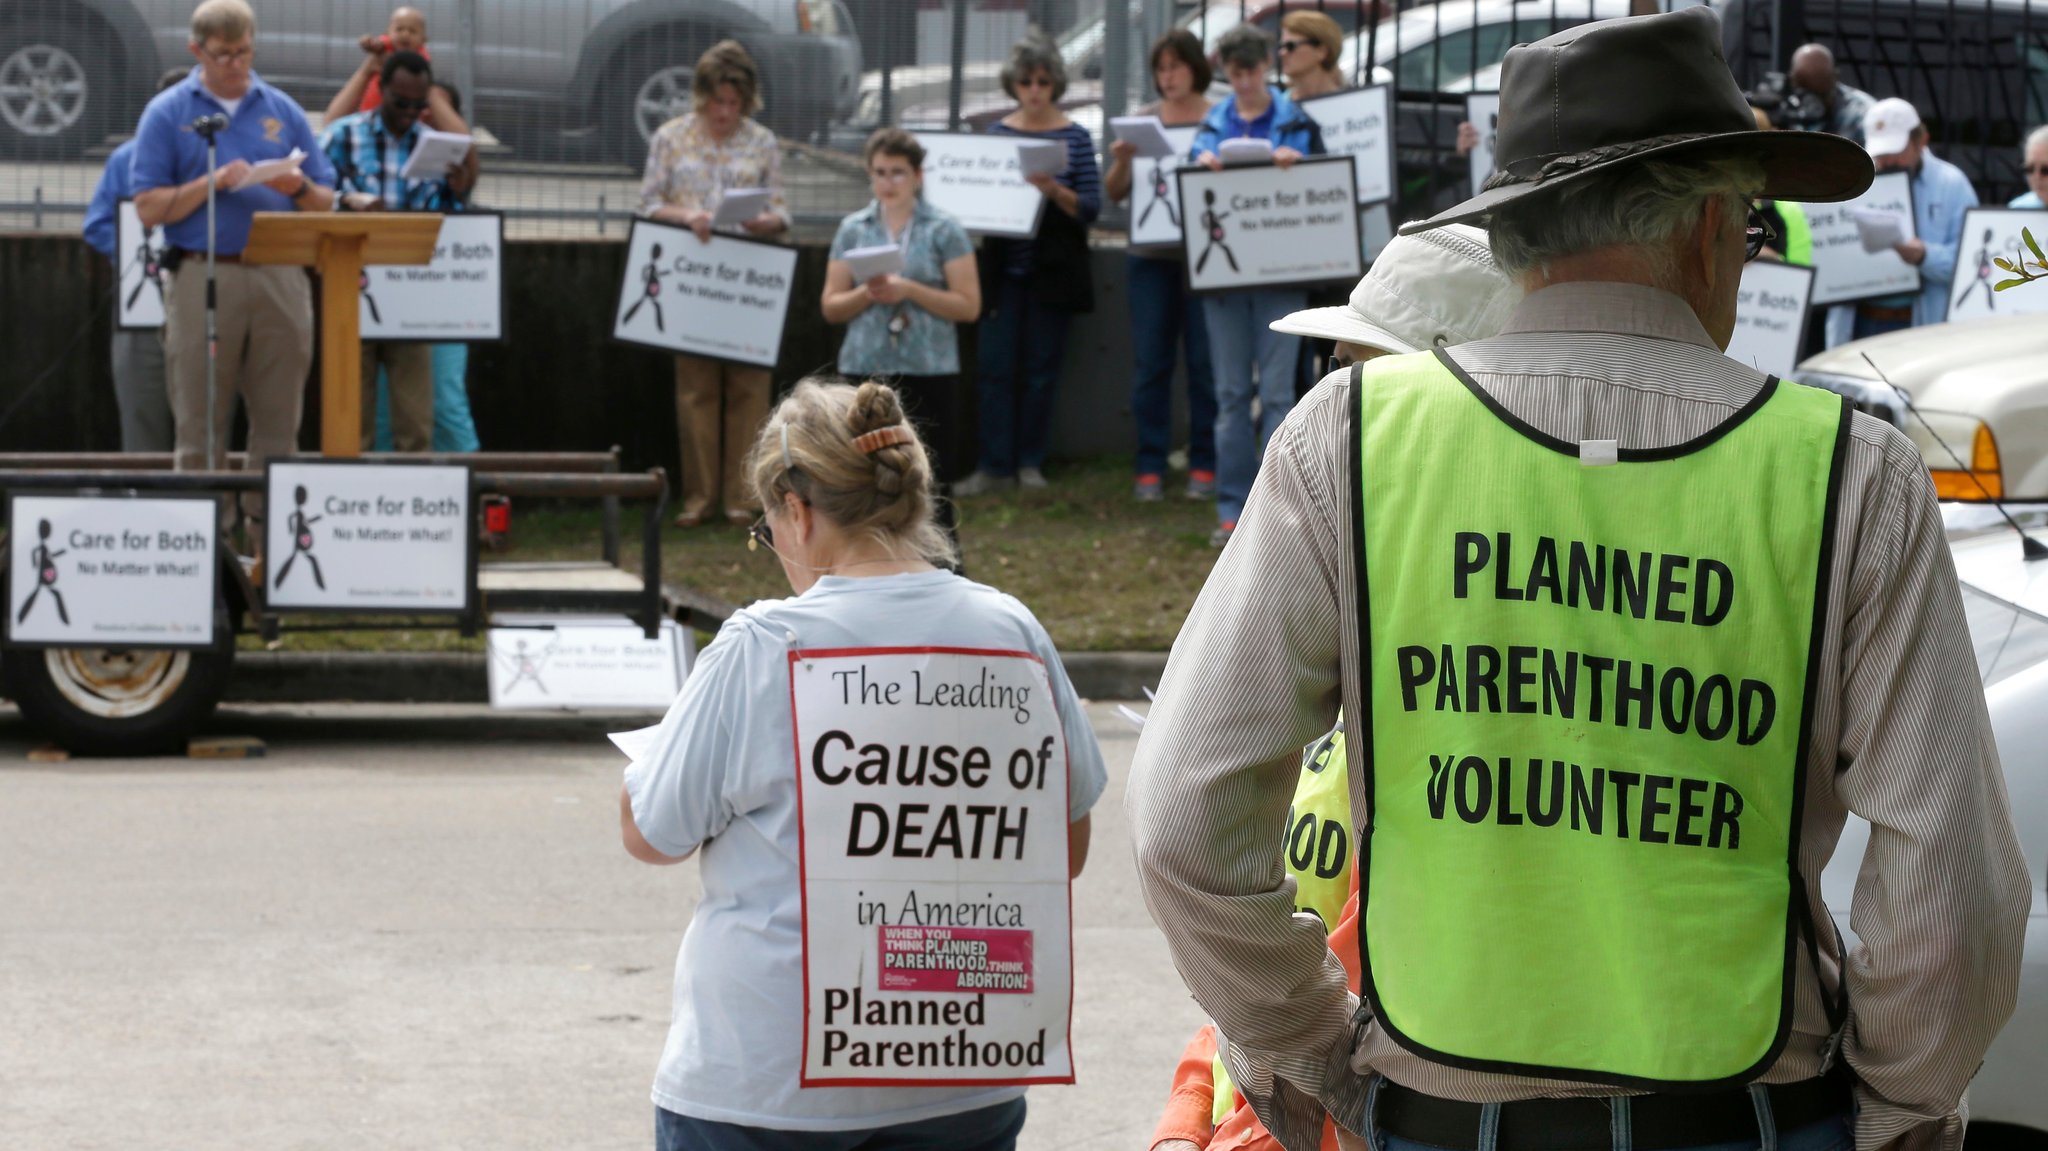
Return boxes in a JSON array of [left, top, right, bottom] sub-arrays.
[[620, 377, 1106, 1151], [954, 37, 1102, 497], [1277, 11, 1346, 102]]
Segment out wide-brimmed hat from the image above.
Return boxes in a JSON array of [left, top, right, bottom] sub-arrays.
[[1402, 7, 1873, 235], [1270, 224, 1520, 353]]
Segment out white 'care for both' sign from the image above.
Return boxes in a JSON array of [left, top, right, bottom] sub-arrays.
[[1177, 156, 1363, 293], [1724, 260, 1816, 378], [6, 494, 216, 646], [914, 132, 1048, 239], [360, 213, 505, 342], [611, 220, 798, 368], [264, 461, 471, 611]]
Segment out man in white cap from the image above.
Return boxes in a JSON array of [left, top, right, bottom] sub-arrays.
[[1824, 96, 1979, 346], [1267, 223, 1522, 367], [1132, 9, 2026, 1151]]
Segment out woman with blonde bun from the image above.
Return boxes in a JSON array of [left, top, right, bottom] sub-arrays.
[[618, 377, 1108, 1151]]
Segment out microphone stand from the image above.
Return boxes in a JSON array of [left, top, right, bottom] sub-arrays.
[[194, 116, 223, 472]]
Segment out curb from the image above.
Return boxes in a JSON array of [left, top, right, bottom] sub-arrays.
[[224, 650, 1169, 705]]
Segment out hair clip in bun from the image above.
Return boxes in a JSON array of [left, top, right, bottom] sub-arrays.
[[851, 425, 916, 455]]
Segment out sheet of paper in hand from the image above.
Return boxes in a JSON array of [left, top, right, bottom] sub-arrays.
[[399, 128, 473, 181], [842, 243, 906, 282], [230, 148, 305, 191], [1016, 139, 1067, 177], [1947, 207, 2048, 319], [1110, 115, 1174, 158], [1217, 137, 1274, 166], [915, 132, 1047, 239], [1178, 156, 1363, 292], [1296, 85, 1396, 204], [792, 646, 1075, 1086], [711, 188, 773, 229], [1128, 124, 1201, 249], [1806, 171, 1921, 306], [1724, 260, 1816, 377], [610, 218, 798, 367]]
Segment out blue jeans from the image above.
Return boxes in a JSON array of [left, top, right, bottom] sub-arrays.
[[373, 343, 481, 452], [975, 276, 1070, 476], [1203, 287, 1306, 523], [655, 1097, 1026, 1151], [1127, 254, 1216, 477], [1850, 311, 1912, 342]]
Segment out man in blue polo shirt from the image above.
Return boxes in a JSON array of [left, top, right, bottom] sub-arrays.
[[82, 68, 190, 453], [132, 0, 337, 478], [321, 50, 466, 453]]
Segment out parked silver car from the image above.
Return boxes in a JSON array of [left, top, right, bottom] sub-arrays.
[[0, 0, 860, 161]]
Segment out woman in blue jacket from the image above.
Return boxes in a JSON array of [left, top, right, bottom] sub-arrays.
[[1189, 24, 1324, 548]]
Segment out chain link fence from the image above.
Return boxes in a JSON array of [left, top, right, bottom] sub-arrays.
[[0, 0, 2041, 240]]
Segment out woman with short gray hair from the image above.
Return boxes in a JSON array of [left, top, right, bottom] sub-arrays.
[[953, 36, 1102, 497]]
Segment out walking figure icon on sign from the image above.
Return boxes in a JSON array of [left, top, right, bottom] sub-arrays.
[[1138, 158, 1180, 229], [127, 235, 166, 312], [16, 519, 70, 626], [359, 270, 383, 325], [1196, 188, 1237, 273], [496, 635, 557, 695], [621, 242, 670, 333], [1954, 227, 1998, 313], [273, 485, 326, 591]]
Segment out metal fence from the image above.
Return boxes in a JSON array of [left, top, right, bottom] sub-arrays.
[[0, 0, 2041, 241]]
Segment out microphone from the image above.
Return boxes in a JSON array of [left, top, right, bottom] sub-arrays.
[[190, 113, 228, 138]]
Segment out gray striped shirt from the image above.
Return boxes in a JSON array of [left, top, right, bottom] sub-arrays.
[[1128, 282, 2031, 1151]]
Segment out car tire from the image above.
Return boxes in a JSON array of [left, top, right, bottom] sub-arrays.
[[0, 11, 117, 161], [3, 646, 234, 756], [604, 25, 716, 169]]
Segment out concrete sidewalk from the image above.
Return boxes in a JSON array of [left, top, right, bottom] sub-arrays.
[[0, 701, 1204, 1151]]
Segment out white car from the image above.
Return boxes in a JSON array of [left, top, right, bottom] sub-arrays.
[[1794, 316, 2048, 503], [1820, 503, 2048, 1146]]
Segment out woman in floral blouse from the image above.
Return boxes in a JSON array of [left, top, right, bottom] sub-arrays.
[[637, 39, 791, 528]]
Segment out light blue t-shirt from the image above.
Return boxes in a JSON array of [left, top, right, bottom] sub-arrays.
[[624, 569, 1108, 1131], [2010, 190, 2043, 209]]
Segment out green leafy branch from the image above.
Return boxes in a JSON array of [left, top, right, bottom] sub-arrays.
[[1992, 226, 2048, 291]]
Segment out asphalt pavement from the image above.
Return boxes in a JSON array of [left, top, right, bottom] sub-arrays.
[[0, 701, 1205, 1151]]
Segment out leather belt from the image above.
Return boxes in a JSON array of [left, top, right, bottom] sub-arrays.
[[1375, 1072, 1850, 1151], [1855, 304, 1912, 321], [173, 248, 243, 264]]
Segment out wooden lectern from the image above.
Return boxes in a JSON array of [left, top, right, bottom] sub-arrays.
[[244, 212, 443, 457]]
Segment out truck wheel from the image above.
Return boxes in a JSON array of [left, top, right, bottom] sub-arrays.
[[0, 14, 115, 160], [604, 26, 714, 168], [4, 647, 234, 756]]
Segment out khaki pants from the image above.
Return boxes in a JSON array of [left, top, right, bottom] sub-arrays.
[[362, 341, 434, 452], [673, 354, 770, 520], [162, 261, 312, 473]]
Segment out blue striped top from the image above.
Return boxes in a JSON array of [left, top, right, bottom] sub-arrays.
[[987, 120, 1100, 277]]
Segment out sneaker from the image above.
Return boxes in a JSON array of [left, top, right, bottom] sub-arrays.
[[1186, 469, 1217, 500], [1018, 467, 1049, 490], [1209, 520, 1236, 549], [951, 470, 1016, 498], [1134, 473, 1164, 502]]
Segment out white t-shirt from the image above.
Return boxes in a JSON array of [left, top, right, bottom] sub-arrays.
[[624, 569, 1108, 1131]]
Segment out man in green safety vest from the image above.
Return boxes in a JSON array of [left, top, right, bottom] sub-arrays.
[[1130, 10, 2032, 1151]]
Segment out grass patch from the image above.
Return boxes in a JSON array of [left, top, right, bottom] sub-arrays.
[[246, 455, 1221, 654]]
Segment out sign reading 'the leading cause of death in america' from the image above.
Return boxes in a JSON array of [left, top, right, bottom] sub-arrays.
[[1178, 157, 1363, 293], [914, 132, 1049, 239], [264, 461, 472, 612], [361, 213, 505, 342], [792, 647, 1075, 1087], [1723, 260, 1816, 377], [611, 220, 800, 368], [5, 494, 217, 647]]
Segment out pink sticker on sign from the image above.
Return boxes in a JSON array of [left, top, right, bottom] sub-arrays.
[[877, 926, 1034, 994]]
